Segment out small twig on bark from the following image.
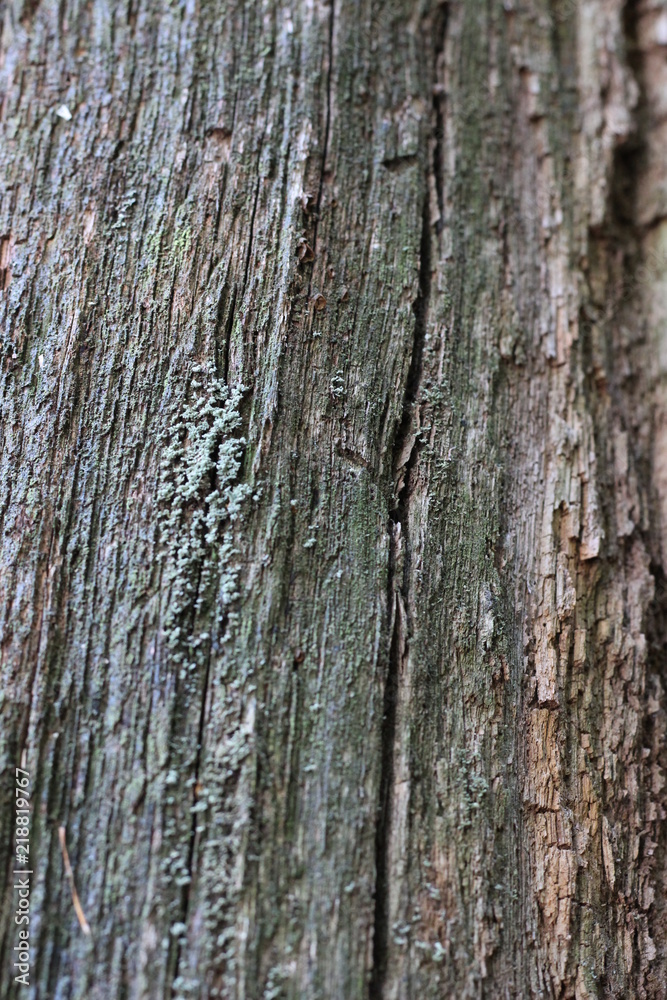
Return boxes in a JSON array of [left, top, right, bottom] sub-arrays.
[[58, 826, 91, 936]]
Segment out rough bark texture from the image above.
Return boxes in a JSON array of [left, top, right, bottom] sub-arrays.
[[1, 0, 666, 997]]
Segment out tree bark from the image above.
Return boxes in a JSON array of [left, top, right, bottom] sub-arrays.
[[1, 0, 666, 997]]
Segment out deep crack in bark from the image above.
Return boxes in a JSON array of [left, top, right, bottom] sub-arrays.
[[369, 8, 447, 991], [370, 191, 432, 1000]]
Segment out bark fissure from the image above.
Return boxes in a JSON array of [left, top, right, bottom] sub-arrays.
[[370, 192, 432, 1000], [221, 284, 237, 385], [432, 2, 449, 237]]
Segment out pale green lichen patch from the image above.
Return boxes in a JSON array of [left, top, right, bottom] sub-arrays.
[[157, 366, 250, 667]]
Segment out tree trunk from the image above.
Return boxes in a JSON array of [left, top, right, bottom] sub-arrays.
[[1, 0, 666, 997]]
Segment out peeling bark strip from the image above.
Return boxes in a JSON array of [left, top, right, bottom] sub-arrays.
[[1, 2, 666, 999]]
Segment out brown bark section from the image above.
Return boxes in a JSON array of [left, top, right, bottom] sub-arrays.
[[0, 1, 665, 998]]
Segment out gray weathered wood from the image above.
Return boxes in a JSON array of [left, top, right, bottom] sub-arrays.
[[1, 0, 666, 997]]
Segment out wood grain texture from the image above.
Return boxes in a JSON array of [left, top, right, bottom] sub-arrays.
[[0, 1, 665, 998]]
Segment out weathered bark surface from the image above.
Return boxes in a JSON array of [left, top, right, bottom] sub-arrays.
[[1, 0, 666, 997]]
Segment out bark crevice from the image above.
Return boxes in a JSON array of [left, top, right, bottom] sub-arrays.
[[370, 190, 432, 1000]]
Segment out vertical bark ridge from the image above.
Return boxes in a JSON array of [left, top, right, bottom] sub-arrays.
[[609, 0, 667, 985], [168, 641, 213, 998], [309, 0, 335, 276]]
